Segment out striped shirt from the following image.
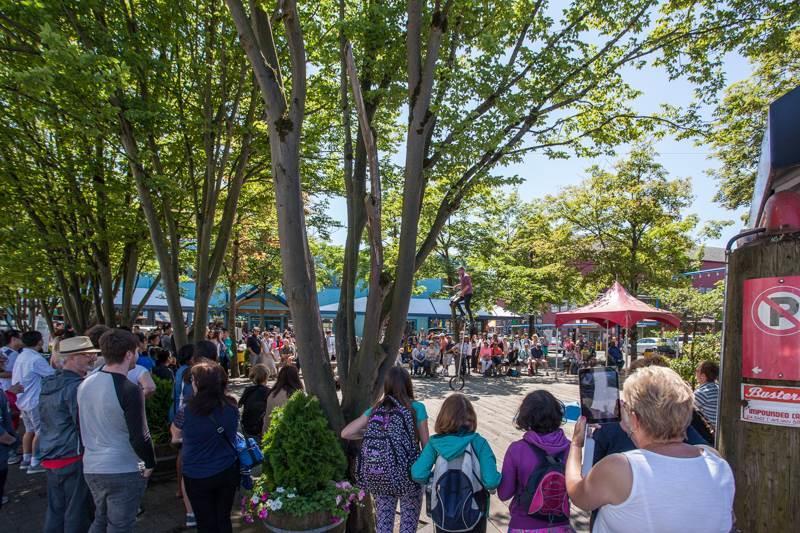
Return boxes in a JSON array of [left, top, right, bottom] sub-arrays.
[[694, 382, 719, 425]]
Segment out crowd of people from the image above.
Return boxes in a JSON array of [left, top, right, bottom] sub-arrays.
[[0, 321, 306, 532], [400, 331, 625, 379], [0, 320, 730, 533], [342, 357, 730, 533]]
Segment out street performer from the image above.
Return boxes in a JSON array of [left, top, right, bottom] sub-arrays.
[[450, 266, 474, 326]]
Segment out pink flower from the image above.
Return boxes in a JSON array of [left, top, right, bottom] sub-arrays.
[[357, 489, 366, 501], [260, 494, 268, 502], [244, 515, 254, 524], [349, 494, 356, 502], [335, 495, 342, 505], [258, 508, 269, 520]]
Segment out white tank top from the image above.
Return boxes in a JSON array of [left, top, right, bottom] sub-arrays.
[[594, 448, 735, 533]]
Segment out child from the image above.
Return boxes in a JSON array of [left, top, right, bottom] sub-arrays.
[[498, 391, 573, 533], [411, 393, 501, 533], [342, 367, 429, 533], [238, 364, 270, 441]]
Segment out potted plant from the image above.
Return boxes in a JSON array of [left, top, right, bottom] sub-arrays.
[[241, 392, 364, 531]]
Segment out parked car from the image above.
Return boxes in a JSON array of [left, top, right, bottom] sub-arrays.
[[636, 337, 660, 355], [638, 337, 678, 358]]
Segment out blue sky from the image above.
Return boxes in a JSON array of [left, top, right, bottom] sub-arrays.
[[323, 52, 755, 249]]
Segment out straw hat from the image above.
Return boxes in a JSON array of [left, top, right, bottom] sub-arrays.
[[59, 336, 101, 355]]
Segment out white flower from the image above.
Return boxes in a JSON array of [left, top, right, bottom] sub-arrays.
[[276, 487, 286, 493], [271, 499, 283, 511], [287, 493, 296, 499], [251, 495, 260, 504]]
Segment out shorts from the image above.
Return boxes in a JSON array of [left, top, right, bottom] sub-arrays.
[[21, 406, 41, 433]]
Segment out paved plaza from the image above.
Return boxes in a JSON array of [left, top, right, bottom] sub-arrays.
[[2, 371, 589, 533]]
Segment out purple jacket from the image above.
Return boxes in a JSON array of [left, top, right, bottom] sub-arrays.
[[497, 430, 571, 530]]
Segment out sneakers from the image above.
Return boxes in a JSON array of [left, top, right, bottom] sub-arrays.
[[7, 453, 21, 465], [19, 459, 30, 470], [26, 463, 46, 474], [186, 513, 197, 528], [1, 495, 8, 505]]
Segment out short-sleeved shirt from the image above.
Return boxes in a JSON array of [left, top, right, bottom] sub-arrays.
[[136, 353, 155, 371], [460, 273, 473, 295], [174, 403, 239, 479], [0, 346, 19, 391], [127, 365, 150, 386], [246, 335, 262, 355], [364, 400, 428, 424]]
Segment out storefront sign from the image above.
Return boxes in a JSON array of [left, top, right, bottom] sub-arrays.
[[742, 276, 800, 380], [741, 384, 800, 428]]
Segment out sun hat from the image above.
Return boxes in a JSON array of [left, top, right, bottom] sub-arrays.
[[59, 336, 101, 355]]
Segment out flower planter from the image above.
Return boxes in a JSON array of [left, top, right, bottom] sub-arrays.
[[150, 443, 178, 482], [262, 510, 346, 533]]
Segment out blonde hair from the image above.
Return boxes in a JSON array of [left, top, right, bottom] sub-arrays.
[[623, 366, 693, 441], [435, 393, 477, 434]]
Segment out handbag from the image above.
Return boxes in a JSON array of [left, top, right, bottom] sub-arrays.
[[209, 412, 264, 489]]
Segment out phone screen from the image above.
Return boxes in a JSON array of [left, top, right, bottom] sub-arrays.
[[579, 367, 621, 424]]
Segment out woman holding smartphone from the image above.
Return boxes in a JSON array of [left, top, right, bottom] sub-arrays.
[[566, 366, 734, 533]]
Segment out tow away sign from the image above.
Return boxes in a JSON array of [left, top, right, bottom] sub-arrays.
[[742, 276, 800, 381], [741, 384, 800, 428]]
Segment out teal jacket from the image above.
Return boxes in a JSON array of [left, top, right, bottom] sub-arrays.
[[411, 432, 502, 490]]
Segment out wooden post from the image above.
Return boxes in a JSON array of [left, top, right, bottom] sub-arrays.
[[717, 236, 800, 531]]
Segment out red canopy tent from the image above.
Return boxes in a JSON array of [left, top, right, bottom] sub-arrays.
[[555, 281, 680, 329]]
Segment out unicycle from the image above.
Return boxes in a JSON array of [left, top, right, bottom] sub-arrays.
[[449, 352, 465, 391], [448, 322, 470, 391]]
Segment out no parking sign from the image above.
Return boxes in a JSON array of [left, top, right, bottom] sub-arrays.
[[742, 276, 800, 381]]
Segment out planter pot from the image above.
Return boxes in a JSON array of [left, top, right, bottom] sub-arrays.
[[150, 443, 178, 482], [262, 511, 347, 533]]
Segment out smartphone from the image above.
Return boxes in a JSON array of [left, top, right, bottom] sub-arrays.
[[579, 367, 621, 424]]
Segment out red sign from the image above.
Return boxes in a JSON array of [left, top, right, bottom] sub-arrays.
[[742, 276, 800, 380], [741, 384, 800, 427]]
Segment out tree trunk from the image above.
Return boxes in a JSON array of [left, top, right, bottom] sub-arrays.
[[116, 108, 188, 350], [229, 231, 241, 378], [717, 237, 800, 532], [226, 0, 342, 429], [119, 242, 139, 327]]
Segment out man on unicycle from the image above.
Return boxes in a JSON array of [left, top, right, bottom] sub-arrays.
[[450, 266, 474, 326]]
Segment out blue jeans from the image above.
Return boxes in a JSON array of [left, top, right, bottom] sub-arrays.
[[45, 461, 93, 533], [84, 472, 147, 533]]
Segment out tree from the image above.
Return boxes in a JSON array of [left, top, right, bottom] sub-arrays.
[[0, 1, 270, 346], [655, 281, 724, 386], [224, 0, 797, 443], [549, 145, 697, 357], [709, 29, 800, 211]]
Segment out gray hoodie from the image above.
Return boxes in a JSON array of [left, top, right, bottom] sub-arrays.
[[39, 369, 83, 460]]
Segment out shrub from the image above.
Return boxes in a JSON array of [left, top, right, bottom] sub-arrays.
[[669, 332, 721, 388], [261, 391, 347, 495], [145, 376, 174, 446]]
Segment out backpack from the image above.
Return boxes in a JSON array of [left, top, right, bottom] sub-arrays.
[[355, 396, 419, 497], [427, 444, 485, 532], [516, 442, 570, 525]]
